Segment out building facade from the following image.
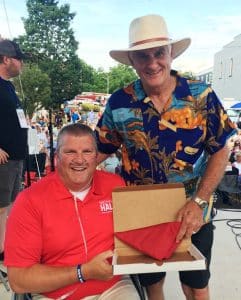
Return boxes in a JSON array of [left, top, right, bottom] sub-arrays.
[[212, 34, 241, 109], [195, 67, 213, 85]]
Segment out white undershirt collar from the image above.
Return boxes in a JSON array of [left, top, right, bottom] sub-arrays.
[[69, 186, 91, 201]]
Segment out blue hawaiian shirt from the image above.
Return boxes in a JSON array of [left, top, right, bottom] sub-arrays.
[[95, 72, 236, 197]]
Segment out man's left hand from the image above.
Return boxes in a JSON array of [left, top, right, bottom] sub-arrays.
[[0, 148, 9, 164], [176, 200, 204, 242]]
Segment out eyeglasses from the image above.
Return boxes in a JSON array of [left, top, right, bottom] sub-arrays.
[[130, 46, 171, 64]]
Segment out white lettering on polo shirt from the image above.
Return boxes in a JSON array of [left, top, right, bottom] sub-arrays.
[[99, 200, 113, 213]]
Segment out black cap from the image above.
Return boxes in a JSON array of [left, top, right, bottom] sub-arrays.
[[0, 39, 26, 60]]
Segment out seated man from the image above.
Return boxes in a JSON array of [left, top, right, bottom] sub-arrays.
[[4, 123, 139, 300]]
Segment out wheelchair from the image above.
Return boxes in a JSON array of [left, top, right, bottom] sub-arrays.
[[12, 294, 32, 300]]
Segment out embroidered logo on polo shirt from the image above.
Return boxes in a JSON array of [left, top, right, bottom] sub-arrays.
[[99, 200, 113, 213]]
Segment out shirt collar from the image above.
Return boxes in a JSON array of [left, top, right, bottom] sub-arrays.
[[132, 71, 191, 102], [89, 171, 105, 196], [54, 170, 103, 201]]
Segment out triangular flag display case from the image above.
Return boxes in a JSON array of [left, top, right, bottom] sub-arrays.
[[112, 183, 206, 275]]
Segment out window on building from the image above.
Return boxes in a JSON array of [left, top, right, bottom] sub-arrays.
[[209, 73, 213, 84], [219, 62, 223, 79], [229, 58, 233, 77], [207, 74, 210, 84]]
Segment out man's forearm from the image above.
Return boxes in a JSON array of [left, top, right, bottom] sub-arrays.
[[8, 250, 114, 294], [8, 264, 77, 294], [195, 145, 229, 201]]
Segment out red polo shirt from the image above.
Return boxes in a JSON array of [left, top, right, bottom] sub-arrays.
[[5, 170, 125, 299]]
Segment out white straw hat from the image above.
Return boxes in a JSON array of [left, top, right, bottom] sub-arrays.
[[110, 14, 191, 65]]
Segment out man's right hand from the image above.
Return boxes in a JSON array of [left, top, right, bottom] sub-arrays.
[[0, 148, 9, 164], [81, 250, 114, 281]]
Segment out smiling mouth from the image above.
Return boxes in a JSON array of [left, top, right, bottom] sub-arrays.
[[146, 69, 162, 77], [71, 165, 87, 172]]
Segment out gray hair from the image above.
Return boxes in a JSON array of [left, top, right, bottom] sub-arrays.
[[56, 123, 97, 153]]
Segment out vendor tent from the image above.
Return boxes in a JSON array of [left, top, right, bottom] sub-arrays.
[[230, 102, 241, 110]]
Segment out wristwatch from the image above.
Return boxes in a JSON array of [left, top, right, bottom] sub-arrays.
[[192, 197, 209, 210]]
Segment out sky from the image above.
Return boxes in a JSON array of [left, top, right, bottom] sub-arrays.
[[1, 0, 241, 73]]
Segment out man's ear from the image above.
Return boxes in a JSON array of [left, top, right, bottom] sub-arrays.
[[3, 56, 10, 64]]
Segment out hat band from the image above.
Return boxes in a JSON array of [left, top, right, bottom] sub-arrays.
[[130, 37, 171, 47]]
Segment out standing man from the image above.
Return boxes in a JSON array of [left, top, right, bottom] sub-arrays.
[[0, 39, 28, 264], [4, 123, 139, 300], [95, 15, 236, 300]]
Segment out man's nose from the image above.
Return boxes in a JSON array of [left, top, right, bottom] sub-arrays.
[[146, 55, 160, 65], [75, 153, 86, 162]]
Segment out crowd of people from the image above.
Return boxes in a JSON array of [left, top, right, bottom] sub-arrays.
[[0, 13, 239, 300], [226, 130, 241, 182], [54, 107, 101, 129], [22, 105, 103, 181]]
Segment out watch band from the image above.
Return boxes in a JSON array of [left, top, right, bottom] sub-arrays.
[[193, 197, 209, 210]]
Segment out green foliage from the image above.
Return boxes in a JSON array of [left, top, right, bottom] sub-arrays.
[[81, 103, 100, 112], [79, 59, 95, 92], [92, 105, 101, 112], [13, 0, 139, 110], [18, 0, 82, 108], [21, 0, 78, 61], [108, 64, 138, 93], [91, 64, 138, 94], [13, 64, 51, 118]]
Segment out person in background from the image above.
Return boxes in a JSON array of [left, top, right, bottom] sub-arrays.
[[87, 110, 96, 129], [224, 161, 239, 176], [71, 110, 80, 124], [54, 111, 63, 128], [95, 14, 236, 300], [63, 104, 71, 123], [0, 39, 28, 269], [80, 111, 88, 125], [25, 124, 48, 178], [237, 112, 241, 129], [100, 153, 121, 174], [215, 161, 239, 206], [229, 140, 241, 163], [232, 151, 241, 183], [4, 123, 139, 300]]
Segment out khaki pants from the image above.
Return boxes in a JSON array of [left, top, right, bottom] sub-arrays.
[[31, 276, 140, 300]]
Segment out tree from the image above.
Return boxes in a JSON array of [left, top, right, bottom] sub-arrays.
[[91, 68, 109, 93], [88, 65, 138, 94], [108, 64, 138, 93], [18, 0, 82, 107], [13, 64, 51, 118], [40, 55, 82, 103], [79, 59, 96, 92]]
